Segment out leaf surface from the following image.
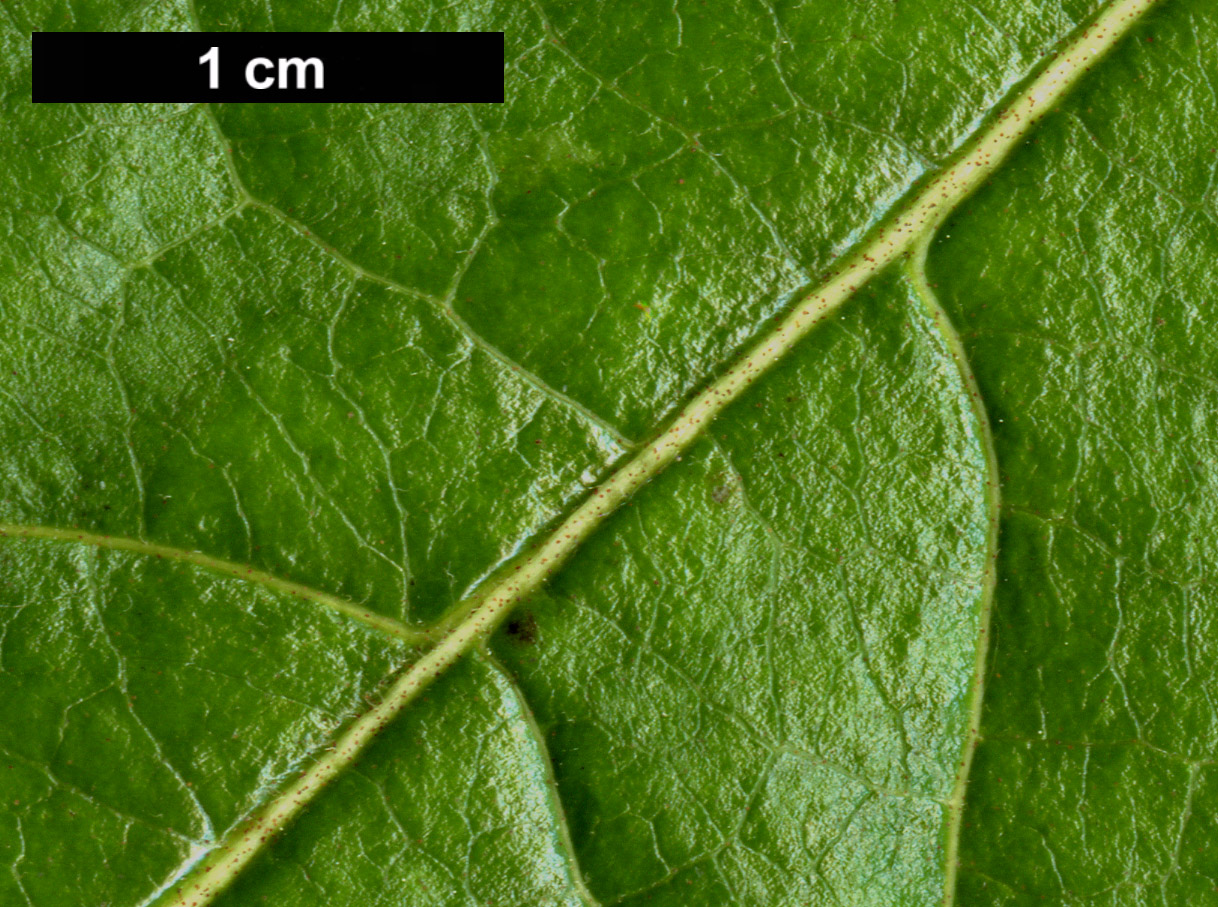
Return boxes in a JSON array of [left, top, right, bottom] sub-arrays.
[[1, 0, 1209, 905], [929, 5, 1218, 900]]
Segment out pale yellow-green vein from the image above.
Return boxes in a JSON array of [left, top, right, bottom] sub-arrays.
[[0, 523, 426, 645], [904, 246, 1002, 907]]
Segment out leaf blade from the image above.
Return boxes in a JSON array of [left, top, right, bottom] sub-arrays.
[[0, 0, 1191, 904]]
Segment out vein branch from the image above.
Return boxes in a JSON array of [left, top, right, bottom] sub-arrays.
[[477, 649, 601, 906], [903, 248, 1001, 907], [0, 523, 425, 645]]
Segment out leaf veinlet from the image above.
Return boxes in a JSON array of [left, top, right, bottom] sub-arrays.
[[151, 1, 1163, 903]]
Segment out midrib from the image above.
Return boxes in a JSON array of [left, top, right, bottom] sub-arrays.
[[1, 2, 1163, 903]]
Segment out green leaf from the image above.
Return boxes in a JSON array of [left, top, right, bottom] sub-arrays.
[[0, 0, 1205, 905]]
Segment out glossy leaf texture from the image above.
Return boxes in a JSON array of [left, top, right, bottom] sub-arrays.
[[0, 1, 1210, 906], [931, 4, 1218, 902]]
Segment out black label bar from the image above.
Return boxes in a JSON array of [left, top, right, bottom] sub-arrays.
[[32, 32, 503, 103]]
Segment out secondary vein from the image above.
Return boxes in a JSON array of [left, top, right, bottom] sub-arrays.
[[0, 523, 425, 645], [904, 247, 1002, 907], [148, 1, 1164, 903], [478, 649, 601, 907]]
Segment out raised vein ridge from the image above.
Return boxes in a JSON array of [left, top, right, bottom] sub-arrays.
[[0, 523, 426, 645], [904, 247, 1002, 907], [150, 2, 1164, 903], [479, 649, 601, 906]]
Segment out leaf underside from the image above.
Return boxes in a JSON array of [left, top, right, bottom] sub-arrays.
[[2, 1, 1215, 905]]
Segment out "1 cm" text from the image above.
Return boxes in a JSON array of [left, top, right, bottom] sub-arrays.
[[198, 47, 325, 90]]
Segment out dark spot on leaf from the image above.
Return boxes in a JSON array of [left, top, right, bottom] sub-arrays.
[[504, 611, 538, 645]]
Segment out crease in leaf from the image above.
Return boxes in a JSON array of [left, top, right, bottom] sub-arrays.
[[926, 3, 1218, 896]]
